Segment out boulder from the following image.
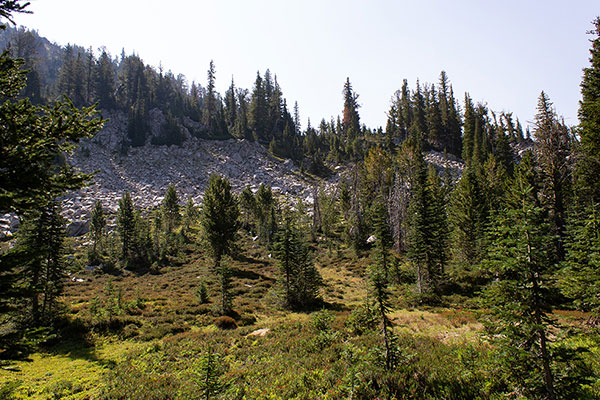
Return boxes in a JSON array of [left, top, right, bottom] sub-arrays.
[[67, 220, 89, 237]]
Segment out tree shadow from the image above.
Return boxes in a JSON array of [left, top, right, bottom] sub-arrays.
[[229, 266, 275, 282], [232, 253, 270, 267]]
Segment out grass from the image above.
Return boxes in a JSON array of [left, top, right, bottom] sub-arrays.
[[2, 234, 599, 399], [0, 339, 145, 400]]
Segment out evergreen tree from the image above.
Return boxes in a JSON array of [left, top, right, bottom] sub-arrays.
[[406, 152, 448, 298], [200, 174, 240, 269], [533, 92, 572, 259], [369, 265, 395, 370], [372, 200, 393, 279], [399, 79, 413, 138], [9, 27, 42, 104], [89, 200, 106, 263], [254, 183, 276, 244], [192, 348, 226, 400], [318, 186, 339, 252], [273, 209, 323, 309], [224, 76, 237, 130], [409, 80, 426, 144], [202, 60, 217, 133], [233, 88, 251, 140], [575, 17, 600, 207], [438, 72, 462, 157], [462, 93, 476, 164], [94, 49, 116, 109], [425, 84, 443, 151], [342, 77, 361, 141], [239, 185, 256, 233], [426, 165, 449, 281], [116, 191, 135, 265], [127, 100, 148, 147], [131, 209, 153, 269], [362, 146, 393, 203], [0, 61, 102, 214], [407, 148, 431, 295], [1, 1, 102, 352], [161, 183, 180, 234], [217, 261, 233, 316], [293, 100, 301, 134], [448, 166, 488, 283], [57, 46, 87, 107], [249, 71, 267, 142], [560, 204, 600, 317], [482, 158, 564, 399], [15, 201, 66, 325], [182, 197, 198, 236]]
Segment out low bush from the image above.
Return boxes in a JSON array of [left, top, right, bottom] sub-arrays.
[[214, 316, 237, 330]]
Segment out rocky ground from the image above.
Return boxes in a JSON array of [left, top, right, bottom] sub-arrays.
[[56, 137, 319, 236], [0, 109, 472, 238]]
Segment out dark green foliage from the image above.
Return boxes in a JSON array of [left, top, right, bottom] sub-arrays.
[[372, 200, 392, 278], [0, 55, 102, 213], [115, 194, 153, 270], [249, 72, 267, 143], [95, 50, 116, 109], [217, 262, 233, 316], [238, 185, 256, 233], [254, 183, 276, 244], [161, 184, 180, 234], [425, 84, 444, 151], [437, 71, 462, 157], [448, 166, 488, 286], [560, 204, 600, 315], [200, 174, 240, 269], [0, 0, 102, 360], [151, 111, 185, 146], [576, 17, 600, 207], [534, 91, 573, 260], [346, 299, 378, 335], [181, 197, 198, 237], [202, 61, 217, 130], [342, 77, 361, 142], [127, 101, 148, 147], [318, 186, 339, 251], [369, 265, 395, 370], [192, 348, 228, 400], [14, 201, 66, 325], [480, 158, 588, 399], [407, 150, 448, 298], [131, 210, 154, 270], [196, 280, 209, 304], [273, 210, 323, 310], [409, 80, 426, 144], [117, 191, 135, 264], [89, 200, 106, 264]]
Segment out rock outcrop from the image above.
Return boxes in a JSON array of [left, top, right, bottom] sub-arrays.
[[61, 137, 314, 233]]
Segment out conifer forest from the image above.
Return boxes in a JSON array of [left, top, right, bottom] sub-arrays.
[[2, 1, 600, 399]]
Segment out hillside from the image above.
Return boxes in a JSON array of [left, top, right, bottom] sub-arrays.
[[3, 7, 600, 399]]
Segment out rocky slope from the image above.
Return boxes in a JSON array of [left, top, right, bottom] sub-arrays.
[[1, 108, 472, 238]]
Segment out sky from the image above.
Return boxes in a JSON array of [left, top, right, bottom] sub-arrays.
[[11, 0, 600, 131]]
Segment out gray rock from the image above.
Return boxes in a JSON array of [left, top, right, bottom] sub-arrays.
[[67, 220, 89, 237]]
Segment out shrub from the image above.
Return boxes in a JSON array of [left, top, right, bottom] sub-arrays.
[[214, 316, 237, 330], [346, 300, 379, 335], [195, 281, 209, 304]]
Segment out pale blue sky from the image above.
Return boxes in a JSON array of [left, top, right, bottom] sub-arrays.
[[13, 0, 600, 130]]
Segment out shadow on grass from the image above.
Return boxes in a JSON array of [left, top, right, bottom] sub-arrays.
[[42, 318, 99, 362], [232, 253, 271, 266], [0, 318, 103, 367], [229, 266, 275, 282]]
